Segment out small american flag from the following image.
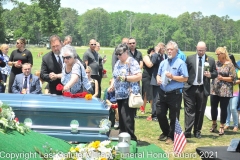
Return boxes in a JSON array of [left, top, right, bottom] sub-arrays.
[[174, 119, 187, 155]]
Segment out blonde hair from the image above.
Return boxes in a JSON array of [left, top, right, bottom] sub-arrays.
[[215, 46, 231, 61], [0, 44, 9, 51], [86, 66, 92, 72]]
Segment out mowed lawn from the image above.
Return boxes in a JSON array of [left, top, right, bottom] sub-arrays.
[[6, 45, 240, 160]]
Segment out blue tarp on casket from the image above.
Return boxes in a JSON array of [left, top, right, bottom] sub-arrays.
[[0, 93, 110, 142]]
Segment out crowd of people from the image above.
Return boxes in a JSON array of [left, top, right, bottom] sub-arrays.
[[0, 35, 239, 145]]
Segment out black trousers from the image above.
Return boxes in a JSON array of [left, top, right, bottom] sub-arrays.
[[91, 75, 101, 98], [210, 95, 230, 124], [156, 89, 182, 140], [117, 98, 137, 141], [183, 85, 207, 134], [0, 74, 8, 93], [8, 72, 17, 93], [151, 85, 160, 118]]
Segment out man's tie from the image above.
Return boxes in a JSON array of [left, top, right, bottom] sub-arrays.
[[197, 57, 202, 84], [160, 54, 164, 61], [58, 55, 62, 68], [23, 76, 28, 89]]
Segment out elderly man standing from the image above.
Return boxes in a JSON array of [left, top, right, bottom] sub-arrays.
[[156, 41, 188, 144], [183, 41, 217, 138], [12, 63, 41, 94], [41, 35, 63, 95], [83, 39, 101, 98]]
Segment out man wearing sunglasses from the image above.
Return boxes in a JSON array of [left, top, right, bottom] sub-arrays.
[[128, 38, 143, 69], [83, 39, 101, 98]]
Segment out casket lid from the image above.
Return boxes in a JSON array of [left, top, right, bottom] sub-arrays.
[[0, 94, 108, 114]]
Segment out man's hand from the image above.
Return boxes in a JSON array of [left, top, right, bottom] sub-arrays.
[[49, 72, 58, 80], [156, 75, 162, 85], [217, 75, 223, 80], [204, 71, 211, 78], [165, 72, 173, 79]]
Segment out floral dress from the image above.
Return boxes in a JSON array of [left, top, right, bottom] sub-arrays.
[[61, 60, 91, 94], [210, 61, 236, 97], [113, 57, 141, 100]]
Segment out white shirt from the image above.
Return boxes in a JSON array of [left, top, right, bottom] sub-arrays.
[[193, 54, 205, 85], [54, 53, 63, 64]]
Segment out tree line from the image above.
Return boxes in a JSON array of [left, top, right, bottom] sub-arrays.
[[0, 0, 240, 53]]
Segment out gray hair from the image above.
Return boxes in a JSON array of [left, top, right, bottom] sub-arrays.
[[166, 40, 178, 50], [115, 43, 129, 55], [60, 45, 78, 58]]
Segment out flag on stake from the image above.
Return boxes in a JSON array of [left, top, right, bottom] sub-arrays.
[[174, 118, 187, 155]]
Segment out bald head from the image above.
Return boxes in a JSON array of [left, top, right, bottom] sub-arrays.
[[196, 41, 207, 57]]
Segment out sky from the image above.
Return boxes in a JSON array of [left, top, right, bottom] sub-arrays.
[[2, 0, 240, 20]]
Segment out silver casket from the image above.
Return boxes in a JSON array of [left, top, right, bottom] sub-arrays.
[[0, 93, 110, 142]]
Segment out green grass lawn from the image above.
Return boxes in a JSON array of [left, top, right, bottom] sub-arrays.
[[5, 45, 240, 160]]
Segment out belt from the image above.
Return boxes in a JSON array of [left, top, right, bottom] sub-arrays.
[[193, 85, 203, 87], [161, 88, 181, 94]]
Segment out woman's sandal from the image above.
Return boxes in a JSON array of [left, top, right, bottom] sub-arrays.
[[210, 123, 217, 132], [219, 127, 224, 136]]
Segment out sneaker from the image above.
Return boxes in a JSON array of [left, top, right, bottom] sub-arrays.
[[165, 138, 173, 145], [114, 121, 119, 128], [158, 134, 167, 141]]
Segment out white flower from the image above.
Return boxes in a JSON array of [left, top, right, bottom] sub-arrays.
[[120, 69, 126, 75], [100, 140, 111, 146], [204, 62, 210, 66]]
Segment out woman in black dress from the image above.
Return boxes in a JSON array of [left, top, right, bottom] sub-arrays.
[[141, 47, 155, 114], [8, 37, 33, 93]]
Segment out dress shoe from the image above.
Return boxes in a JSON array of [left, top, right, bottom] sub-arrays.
[[165, 137, 173, 145], [194, 132, 201, 138], [158, 133, 167, 141], [152, 117, 158, 121], [184, 132, 191, 138]]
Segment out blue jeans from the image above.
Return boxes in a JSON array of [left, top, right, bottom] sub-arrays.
[[226, 96, 239, 127]]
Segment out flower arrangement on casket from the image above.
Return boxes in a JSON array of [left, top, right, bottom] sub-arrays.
[[56, 84, 92, 100], [0, 101, 29, 134], [52, 140, 120, 160]]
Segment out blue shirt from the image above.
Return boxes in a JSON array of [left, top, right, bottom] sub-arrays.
[[158, 56, 188, 92], [106, 90, 117, 103], [113, 57, 141, 100], [177, 49, 186, 62]]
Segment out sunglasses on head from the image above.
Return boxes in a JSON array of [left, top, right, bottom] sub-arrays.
[[62, 56, 72, 60], [128, 42, 135, 45], [90, 44, 96, 46]]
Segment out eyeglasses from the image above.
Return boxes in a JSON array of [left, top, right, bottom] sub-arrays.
[[115, 53, 123, 56], [86, 72, 90, 74], [90, 44, 96, 46], [62, 56, 72, 60], [128, 42, 135, 45]]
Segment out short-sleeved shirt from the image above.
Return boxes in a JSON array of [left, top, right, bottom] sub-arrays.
[[211, 61, 236, 97], [158, 56, 188, 92], [1, 54, 11, 75], [106, 90, 117, 103], [61, 60, 92, 94], [83, 49, 99, 75], [113, 57, 141, 100], [128, 49, 143, 64], [9, 49, 33, 75]]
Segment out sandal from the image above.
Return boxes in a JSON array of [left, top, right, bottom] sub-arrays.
[[219, 127, 224, 136], [233, 127, 238, 132], [210, 123, 217, 132], [224, 126, 229, 130]]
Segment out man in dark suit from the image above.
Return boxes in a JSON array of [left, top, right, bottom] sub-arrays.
[[183, 41, 218, 138], [12, 63, 41, 94], [40, 35, 63, 95]]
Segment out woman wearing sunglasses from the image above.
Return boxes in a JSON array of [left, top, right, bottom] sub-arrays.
[[8, 37, 33, 93], [57, 45, 93, 94], [109, 43, 142, 142]]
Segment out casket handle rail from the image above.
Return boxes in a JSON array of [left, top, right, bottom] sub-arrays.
[[29, 125, 110, 134]]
